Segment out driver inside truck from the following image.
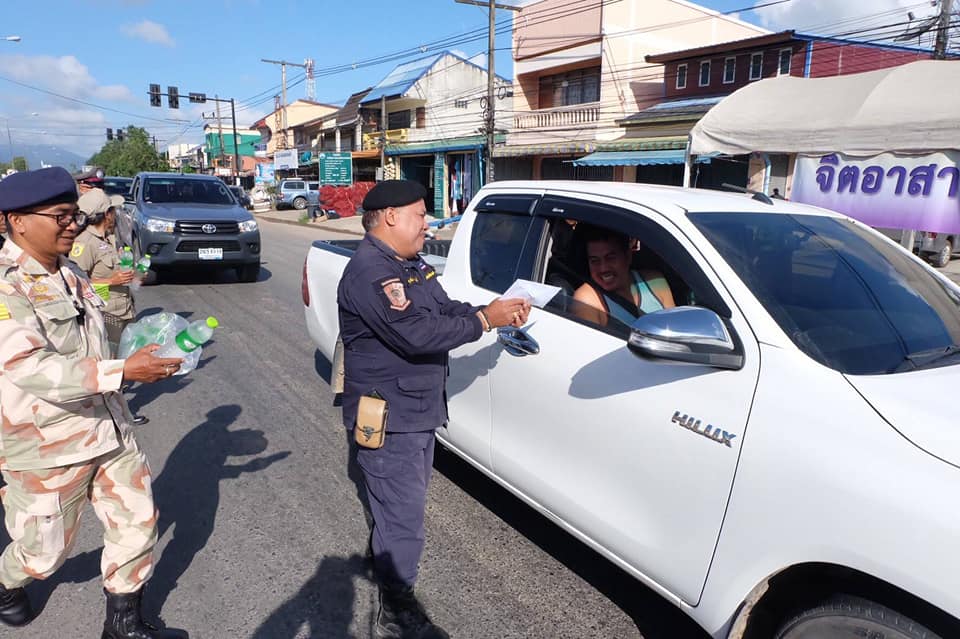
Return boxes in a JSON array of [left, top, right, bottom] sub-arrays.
[[572, 224, 676, 327]]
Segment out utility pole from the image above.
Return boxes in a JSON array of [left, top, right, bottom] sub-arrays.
[[230, 98, 241, 186], [454, 0, 521, 185], [380, 95, 387, 177], [935, 0, 954, 59], [261, 58, 309, 151], [214, 96, 226, 174]]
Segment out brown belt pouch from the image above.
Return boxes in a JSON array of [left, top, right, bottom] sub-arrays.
[[355, 390, 387, 449]]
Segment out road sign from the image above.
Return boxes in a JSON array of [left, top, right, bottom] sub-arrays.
[[189, 92, 207, 104], [318, 152, 353, 185]]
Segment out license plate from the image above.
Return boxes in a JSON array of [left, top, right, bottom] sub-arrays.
[[198, 248, 223, 260]]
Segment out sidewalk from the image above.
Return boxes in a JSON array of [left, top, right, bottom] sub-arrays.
[[252, 205, 458, 239], [252, 205, 366, 236]]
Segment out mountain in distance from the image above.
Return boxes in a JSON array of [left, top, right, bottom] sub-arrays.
[[0, 143, 88, 172]]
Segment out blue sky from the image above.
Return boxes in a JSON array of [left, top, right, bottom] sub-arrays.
[[0, 0, 936, 160]]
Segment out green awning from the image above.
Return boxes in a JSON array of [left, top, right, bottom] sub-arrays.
[[572, 149, 712, 167]]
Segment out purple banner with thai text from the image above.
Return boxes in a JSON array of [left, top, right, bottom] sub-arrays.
[[792, 152, 960, 233]]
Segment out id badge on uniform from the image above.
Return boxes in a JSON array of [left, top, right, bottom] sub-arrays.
[[355, 390, 387, 449]]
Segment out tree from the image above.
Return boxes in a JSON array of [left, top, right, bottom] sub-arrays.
[[88, 126, 168, 176], [11, 156, 28, 172]]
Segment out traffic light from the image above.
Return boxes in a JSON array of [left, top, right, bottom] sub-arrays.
[[116, 129, 125, 142], [106, 128, 113, 141], [149, 83, 161, 107], [167, 86, 179, 109]]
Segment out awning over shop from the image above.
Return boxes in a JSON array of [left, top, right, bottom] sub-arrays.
[[690, 60, 960, 157], [572, 149, 713, 166]]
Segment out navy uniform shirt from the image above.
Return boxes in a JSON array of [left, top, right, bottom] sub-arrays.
[[337, 234, 483, 433]]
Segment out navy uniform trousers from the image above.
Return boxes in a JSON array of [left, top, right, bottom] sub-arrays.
[[337, 234, 484, 589], [355, 431, 436, 587]]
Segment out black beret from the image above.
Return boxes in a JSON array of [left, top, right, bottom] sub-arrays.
[[362, 180, 427, 211], [0, 167, 79, 212]]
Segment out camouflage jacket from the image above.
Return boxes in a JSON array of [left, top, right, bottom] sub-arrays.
[[0, 240, 132, 471]]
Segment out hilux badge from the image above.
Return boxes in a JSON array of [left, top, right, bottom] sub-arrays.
[[671, 411, 737, 448]]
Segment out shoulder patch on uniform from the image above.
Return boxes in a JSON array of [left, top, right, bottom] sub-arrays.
[[380, 277, 410, 311], [70, 244, 84, 258]]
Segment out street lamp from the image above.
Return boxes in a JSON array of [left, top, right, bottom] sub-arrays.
[[2, 36, 21, 42]]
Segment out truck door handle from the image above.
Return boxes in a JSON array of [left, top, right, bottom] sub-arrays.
[[497, 327, 539, 357]]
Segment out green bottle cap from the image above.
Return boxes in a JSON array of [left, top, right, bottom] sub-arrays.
[[206, 316, 219, 329]]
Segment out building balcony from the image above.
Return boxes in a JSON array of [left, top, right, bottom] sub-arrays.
[[514, 103, 601, 131], [362, 128, 409, 151]]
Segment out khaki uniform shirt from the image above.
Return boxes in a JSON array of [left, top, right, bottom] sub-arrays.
[[0, 240, 133, 471], [70, 228, 134, 320]]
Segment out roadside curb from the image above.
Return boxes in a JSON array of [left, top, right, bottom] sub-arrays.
[[253, 211, 364, 237]]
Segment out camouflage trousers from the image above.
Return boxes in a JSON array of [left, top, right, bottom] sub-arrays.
[[0, 427, 157, 594]]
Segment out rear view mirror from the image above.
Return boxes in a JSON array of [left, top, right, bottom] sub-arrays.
[[627, 306, 743, 370]]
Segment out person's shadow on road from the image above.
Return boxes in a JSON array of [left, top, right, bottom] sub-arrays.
[[144, 405, 291, 623], [250, 553, 373, 639]]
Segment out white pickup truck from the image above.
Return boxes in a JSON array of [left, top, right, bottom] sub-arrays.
[[303, 181, 960, 639]]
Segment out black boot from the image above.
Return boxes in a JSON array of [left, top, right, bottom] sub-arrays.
[[101, 589, 186, 639], [0, 582, 32, 626], [376, 585, 449, 639]]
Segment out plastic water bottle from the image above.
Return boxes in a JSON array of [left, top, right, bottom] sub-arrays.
[[154, 316, 219, 375], [118, 246, 134, 271], [130, 255, 151, 291]]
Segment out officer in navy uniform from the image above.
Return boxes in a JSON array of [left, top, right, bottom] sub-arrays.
[[338, 180, 529, 639]]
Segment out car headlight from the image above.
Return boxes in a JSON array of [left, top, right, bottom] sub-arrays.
[[144, 218, 175, 233], [238, 220, 258, 233]]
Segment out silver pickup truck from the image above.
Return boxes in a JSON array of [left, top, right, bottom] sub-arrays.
[[120, 172, 261, 282]]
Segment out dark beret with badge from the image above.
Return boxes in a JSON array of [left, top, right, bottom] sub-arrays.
[[361, 179, 427, 211], [0, 167, 79, 212]]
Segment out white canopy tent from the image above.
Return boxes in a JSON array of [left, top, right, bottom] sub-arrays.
[[686, 60, 960, 168]]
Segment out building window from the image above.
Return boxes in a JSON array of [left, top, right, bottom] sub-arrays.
[[416, 107, 426, 129], [676, 63, 687, 90], [750, 52, 763, 81], [454, 99, 469, 109], [723, 56, 736, 84], [538, 65, 601, 109], [699, 60, 711, 87], [387, 109, 411, 130], [778, 48, 792, 76]]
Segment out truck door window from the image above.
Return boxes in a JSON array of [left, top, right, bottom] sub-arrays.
[[470, 211, 539, 294], [534, 196, 728, 339]]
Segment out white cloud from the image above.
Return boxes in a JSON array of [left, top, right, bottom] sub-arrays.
[[753, 0, 937, 37], [120, 20, 175, 47], [0, 54, 136, 103]]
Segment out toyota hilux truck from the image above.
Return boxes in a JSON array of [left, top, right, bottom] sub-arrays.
[[303, 181, 960, 639], [122, 172, 261, 282]]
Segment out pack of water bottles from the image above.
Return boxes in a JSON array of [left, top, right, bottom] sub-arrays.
[[117, 312, 219, 376]]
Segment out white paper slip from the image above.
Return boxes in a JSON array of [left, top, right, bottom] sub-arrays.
[[501, 279, 561, 307]]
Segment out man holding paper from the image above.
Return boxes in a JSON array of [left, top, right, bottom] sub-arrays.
[[337, 179, 529, 639]]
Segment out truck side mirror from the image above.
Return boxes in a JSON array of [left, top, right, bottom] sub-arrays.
[[627, 306, 744, 370]]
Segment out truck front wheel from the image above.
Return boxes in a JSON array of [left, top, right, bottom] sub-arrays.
[[775, 595, 941, 639], [293, 196, 307, 210], [236, 263, 260, 283]]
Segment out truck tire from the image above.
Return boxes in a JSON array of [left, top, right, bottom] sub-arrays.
[[293, 196, 307, 210], [775, 595, 941, 639], [932, 240, 952, 268], [236, 263, 260, 283]]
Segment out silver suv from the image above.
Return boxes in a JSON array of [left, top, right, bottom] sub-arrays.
[[278, 179, 320, 210]]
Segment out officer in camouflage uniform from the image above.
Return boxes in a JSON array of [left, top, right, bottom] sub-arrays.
[[0, 167, 185, 638]]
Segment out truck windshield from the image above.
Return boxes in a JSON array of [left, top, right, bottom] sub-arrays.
[[143, 178, 234, 205], [689, 212, 960, 375]]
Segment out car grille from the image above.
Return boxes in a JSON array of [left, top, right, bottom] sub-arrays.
[[176, 240, 242, 252], [175, 221, 239, 235]]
